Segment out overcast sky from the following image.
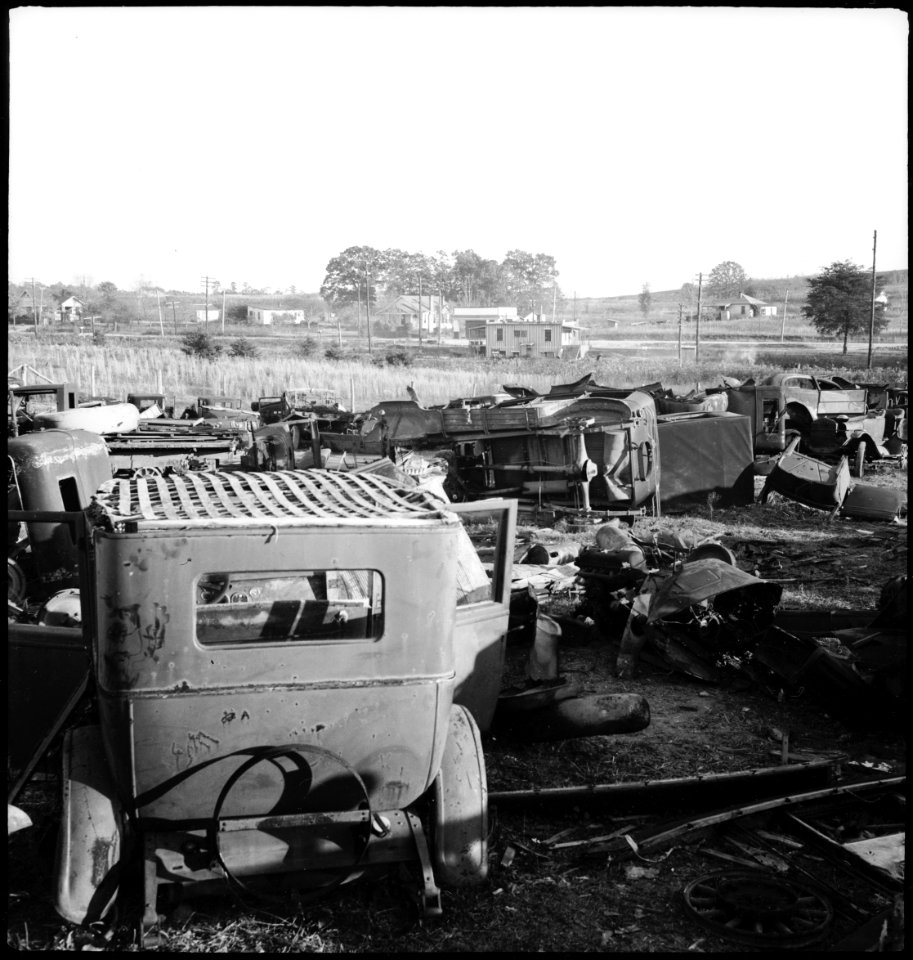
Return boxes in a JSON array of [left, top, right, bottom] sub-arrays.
[[8, 6, 909, 298]]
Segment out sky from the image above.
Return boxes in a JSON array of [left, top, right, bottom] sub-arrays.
[[8, 6, 909, 299]]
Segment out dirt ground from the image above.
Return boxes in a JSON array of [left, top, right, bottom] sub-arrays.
[[7, 468, 907, 953]]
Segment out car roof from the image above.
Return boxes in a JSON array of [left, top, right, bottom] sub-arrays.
[[94, 468, 456, 529]]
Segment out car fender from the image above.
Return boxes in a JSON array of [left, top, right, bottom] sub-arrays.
[[55, 725, 124, 926]]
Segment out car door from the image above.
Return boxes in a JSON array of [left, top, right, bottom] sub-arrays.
[[448, 499, 517, 733]]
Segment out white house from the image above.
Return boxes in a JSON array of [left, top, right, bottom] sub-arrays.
[[57, 296, 85, 322], [195, 308, 222, 323], [716, 294, 777, 321], [247, 307, 306, 325]]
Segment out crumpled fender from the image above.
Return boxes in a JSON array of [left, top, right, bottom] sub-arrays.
[[55, 725, 124, 925], [8, 804, 32, 835]]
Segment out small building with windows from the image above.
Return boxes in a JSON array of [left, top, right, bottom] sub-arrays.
[[246, 307, 305, 325], [716, 294, 777, 321], [452, 306, 518, 341], [372, 295, 452, 334], [57, 296, 85, 322], [484, 314, 586, 360]]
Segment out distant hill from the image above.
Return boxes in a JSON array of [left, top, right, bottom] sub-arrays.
[[563, 269, 908, 332]]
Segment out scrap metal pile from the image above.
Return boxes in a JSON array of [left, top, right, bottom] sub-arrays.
[[494, 519, 907, 732]]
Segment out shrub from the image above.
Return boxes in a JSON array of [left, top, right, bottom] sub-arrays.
[[294, 338, 320, 358], [373, 349, 414, 367], [229, 337, 259, 358], [180, 332, 223, 360], [323, 344, 346, 361]]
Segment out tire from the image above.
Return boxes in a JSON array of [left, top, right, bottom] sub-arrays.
[[430, 704, 488, 887]]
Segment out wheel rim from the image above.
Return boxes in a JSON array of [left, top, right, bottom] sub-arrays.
[[682, 870, 833, 948]]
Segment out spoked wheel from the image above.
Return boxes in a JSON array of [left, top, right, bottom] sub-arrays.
[[682, 869, 833, 949], [430, 704, 488, 887]]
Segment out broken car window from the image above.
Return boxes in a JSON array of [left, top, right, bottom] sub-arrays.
[[195, 569, 384, 644]]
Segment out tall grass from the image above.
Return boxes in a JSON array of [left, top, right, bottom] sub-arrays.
[[7, 335, 907, 412]]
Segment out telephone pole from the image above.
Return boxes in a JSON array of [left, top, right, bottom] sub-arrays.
[[200, 275, 217, 331], [867, 229, 877, 369], [26, 278, 39, 332], [695, 272, 703, 363], [364, 260, 373, 353], [780, 289, 789, 343], [418, 275, 424, 347]]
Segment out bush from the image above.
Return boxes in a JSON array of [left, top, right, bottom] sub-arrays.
[[373, 349, 414, 367], [323, 344, 346, 361], [229, 337, 259, 358], [294, 338, 320, 358], [180, 332, 223, 360]]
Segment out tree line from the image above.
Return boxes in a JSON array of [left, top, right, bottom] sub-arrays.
[[319, 247, 560, 317]]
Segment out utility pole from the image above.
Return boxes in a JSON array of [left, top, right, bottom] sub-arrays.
[[364, 260, 373, 353], [200, 275, 216, 331], [222, 288, 227, 333], [418, 275, 424, 347], [356, 281, 362, 337], [780, 289, 789, 343], [695, 272, 703, 363], [678, 303, 683, 365], [156, 289, 165, 338], [867, 229, 877, 369], [26, 278, 39, 333], [438, 282, 443, 345]]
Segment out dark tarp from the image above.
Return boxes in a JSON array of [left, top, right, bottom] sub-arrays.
[[656, 412, 755, 511]]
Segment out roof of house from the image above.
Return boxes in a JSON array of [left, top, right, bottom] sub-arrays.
[[717, 293, 770, 307]]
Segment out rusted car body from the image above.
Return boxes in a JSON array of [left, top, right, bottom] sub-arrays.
[[760, 447, 852, 512], [444, 384, 660, 515], [725, 374, 869, 456], [8, 434, 515, 940], [8, 381, 80, 436]]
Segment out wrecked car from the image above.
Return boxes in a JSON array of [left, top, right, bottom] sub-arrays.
[[444, 376, 661, 516], [8, 430, 517, 942]]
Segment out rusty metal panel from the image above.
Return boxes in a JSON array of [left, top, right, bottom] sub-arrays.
[[127, 682, 449, 818]]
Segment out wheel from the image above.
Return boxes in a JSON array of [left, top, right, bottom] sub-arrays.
[[430, 704, 488, 887], [197, 573, 231, 605], [682, 870, 833, 948], [855, 442, 865, 479]]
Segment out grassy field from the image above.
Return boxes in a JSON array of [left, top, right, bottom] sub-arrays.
[[7, 331, 908, 415]]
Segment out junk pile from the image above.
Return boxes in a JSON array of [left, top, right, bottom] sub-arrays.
[[500, 521, 909, 728], [489, 766, 905, 951], [761, 443, 905, 522]]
